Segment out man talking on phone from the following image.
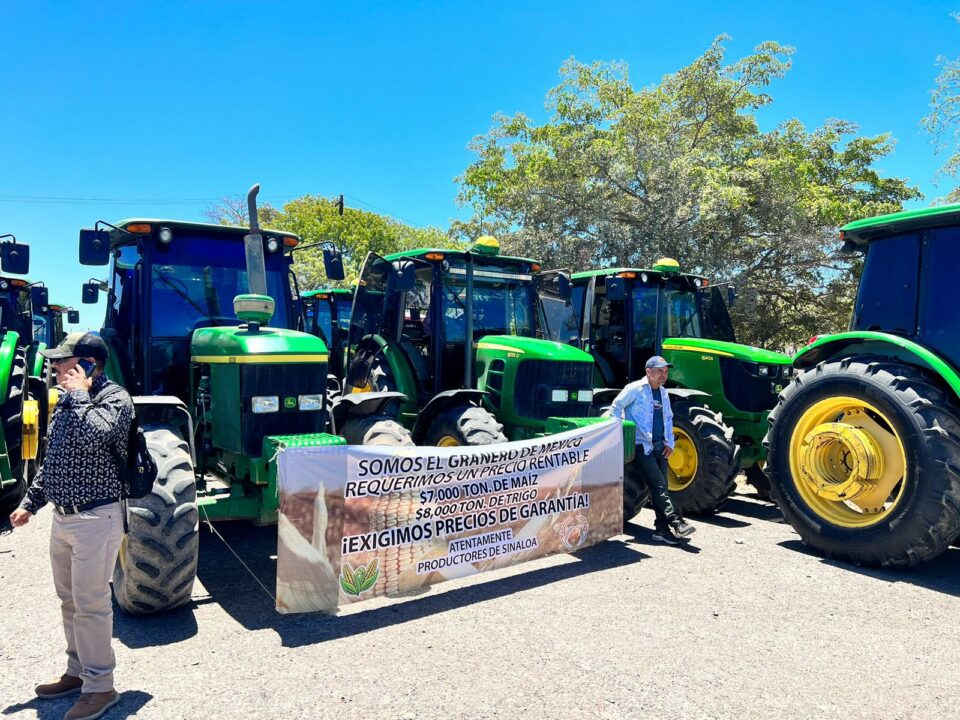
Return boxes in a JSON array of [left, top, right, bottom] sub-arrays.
[[9, 332, 133, 720]]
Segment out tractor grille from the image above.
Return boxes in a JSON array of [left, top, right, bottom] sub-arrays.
[[239, 363, 327, 456], [718, 358, 789, 414], [513, 360, 594, 421]]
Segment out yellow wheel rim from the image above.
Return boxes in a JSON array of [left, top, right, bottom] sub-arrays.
[[437, 436, 462, 447], [788, 396, 907, 528], [668, 428, 698, 492], [351, 381, 372, 394]]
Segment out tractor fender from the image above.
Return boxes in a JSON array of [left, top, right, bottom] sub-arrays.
[[130, 396, 197, 465], [666, 387, 711, 401], [412, 390, 487, 443], [794, 331, 960, 401], [331, 391, 409, 433]]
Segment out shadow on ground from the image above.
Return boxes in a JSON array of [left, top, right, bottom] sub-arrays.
[[779, 539, 960, 597], [115, 521, 647, 649], [3, 690, 152, 719]]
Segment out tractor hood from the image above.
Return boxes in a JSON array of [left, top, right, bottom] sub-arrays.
[[476, 335, 593, 363], [661, 337, 790, 365], [191, 326, 329, 364]]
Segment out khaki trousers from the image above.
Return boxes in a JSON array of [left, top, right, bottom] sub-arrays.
[[49, 501, 124, 693]]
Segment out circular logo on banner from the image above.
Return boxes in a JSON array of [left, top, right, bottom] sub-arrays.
[[557, 514, 590, 551]]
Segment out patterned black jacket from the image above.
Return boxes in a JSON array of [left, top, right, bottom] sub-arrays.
[[20, 373, 134, 513]]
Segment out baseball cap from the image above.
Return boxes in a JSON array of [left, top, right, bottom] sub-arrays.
[[645, 355, 673, 369], [40, 331, 109, 362]]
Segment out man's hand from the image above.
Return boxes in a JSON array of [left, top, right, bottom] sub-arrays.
[[663, 445, 674, 458], [9, 508, 32, 527], [60, 366, 92, 393]]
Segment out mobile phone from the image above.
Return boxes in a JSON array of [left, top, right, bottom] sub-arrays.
[[77, 359, 96, 377]]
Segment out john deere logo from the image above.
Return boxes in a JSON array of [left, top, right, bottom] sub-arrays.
[[284, 396, 297, 409]]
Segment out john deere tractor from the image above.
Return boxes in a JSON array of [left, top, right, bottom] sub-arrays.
[[345, 237, 635, 458], [301, 287, 352, 380], [35, 303, 76, 350], [0, 234, 38, 512], [540, 259, 791, 516], [766, 204, 960, 567], [79, 185, 408, 614]]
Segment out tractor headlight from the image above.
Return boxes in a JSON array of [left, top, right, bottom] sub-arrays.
[[577, 389, 593, 402], [0, 281, 8, 290], [266, 236, 280, 253], [251, 395, 280, 413], [158, 227, 174, 244], [551, 389, 569, 403], [298, 394, 323, 411], [758, 365, 770, 376]]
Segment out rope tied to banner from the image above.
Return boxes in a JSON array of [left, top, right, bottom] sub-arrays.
[[198, 504, 276, 605]]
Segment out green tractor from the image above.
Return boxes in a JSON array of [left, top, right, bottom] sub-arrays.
[[0, 234, 39, 511], [540, 259, 791, 517], [79, 185, 410, 614], [344, 237, 635, 456], [300, 287, 352, 380], [35, 303, 77, 350], [766, 204, 960, 567]]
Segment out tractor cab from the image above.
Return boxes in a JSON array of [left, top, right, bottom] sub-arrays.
[[346, 237, 604, 443], [80, 220, 302, 399], [34, 304, 72, 348], [0, 277, 36, 347], [301, 287, 352, 378]]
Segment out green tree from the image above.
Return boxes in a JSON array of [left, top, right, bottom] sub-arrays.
[[923, 12, 960, 203], [205, 194, 451, 288], [456, 37, 919, 348]]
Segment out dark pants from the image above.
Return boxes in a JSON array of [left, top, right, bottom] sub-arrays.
[[635, 445, 682, 531]]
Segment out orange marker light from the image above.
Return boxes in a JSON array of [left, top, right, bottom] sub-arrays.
[[126, 223, 152, 234], [425, 252, 444, 261], [283, 236, 299, 247], [618, 271, 636, 279], [531, 263, 541, 272]]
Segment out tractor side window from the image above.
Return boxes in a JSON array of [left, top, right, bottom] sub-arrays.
[[702, 287, 737, 343], [920, 225, 960, 368], [592, 291, 628, 378], [315, 301, 333, 345], [110, 243, 140, 338], [540, 295, 579, 345], [663, 286, 702, 338], [350, 255, 390, 346], [855, 233, 920, 336], [631, 285, 659, 349], [404, 272, 432, 347]]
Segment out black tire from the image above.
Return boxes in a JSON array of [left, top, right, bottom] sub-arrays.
[[341, 414, 414, 446], [0, 347, 27, 512], [668, 400, 738, 515], [623, 462, 651, 522], [113, 426, 199, 614], [424, 405, 507, 446], [765, 358, 960, 567], [746, 462, 771, 500]]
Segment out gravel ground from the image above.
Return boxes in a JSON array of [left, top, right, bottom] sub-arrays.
[[2, 481, 958, 720]]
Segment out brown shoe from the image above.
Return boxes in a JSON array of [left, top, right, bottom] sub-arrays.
[[34, 673, 82, 699], [65, 691, 120, 720]]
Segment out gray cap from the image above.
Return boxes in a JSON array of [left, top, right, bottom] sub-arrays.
[[40, 331, 108, 362], [645, 355, 673, 369]]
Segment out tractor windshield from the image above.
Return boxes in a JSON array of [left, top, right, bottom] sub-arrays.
[[442, 261, 537, 342], [148, 234, 291, 336]]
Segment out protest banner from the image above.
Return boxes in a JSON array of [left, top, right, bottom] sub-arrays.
[[275, 418, 623, 614]]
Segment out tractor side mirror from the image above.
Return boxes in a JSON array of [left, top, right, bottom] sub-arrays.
[[390, 260, 417, 293], [556, 273, 572, 301], [30, 286, 49, 310], [0, 241, 30, 275], [82, 283, 100, 304], [726, 285, 737, 308], [605, 276, 626, 301], [79, 229, 111, 266], [67, 310, 80, 324], [323, 247, 346, 281]]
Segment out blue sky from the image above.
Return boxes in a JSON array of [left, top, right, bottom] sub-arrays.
[[1, 0, 957, 330]]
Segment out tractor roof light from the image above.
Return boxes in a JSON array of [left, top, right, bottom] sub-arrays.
[[425, 252, 445, 261], [694, 278, 702, 288], [11, 279, 27, 287], [618, 271, 637, 279], [640, 273, 649, 283], [473, 236, 501, 256], [531, 263, 541, 272], [0, 280, 8, 290], [265, 236, 280, 253], [653, 257, 681, 274], [283, 236, 299, 247], [158, 227, 174, 244], [126, 223, 152, 234]]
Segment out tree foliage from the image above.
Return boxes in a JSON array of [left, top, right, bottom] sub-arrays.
[[455, 37, 920, 348], [204, 194, 450, 289], [923, 12, 960, 204]]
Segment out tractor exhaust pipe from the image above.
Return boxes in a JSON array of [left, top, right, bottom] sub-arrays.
[[244, 184, 268, 297]]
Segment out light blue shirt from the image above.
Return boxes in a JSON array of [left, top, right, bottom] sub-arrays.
[[609, 377, 675, 455]]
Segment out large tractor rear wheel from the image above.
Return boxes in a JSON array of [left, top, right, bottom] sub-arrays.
[[667, 401, 738, 515], [424, 405, 507, 446], [765, 359, 960, 567], [113, 426, 199, 614], [341, 415, 414, 446]]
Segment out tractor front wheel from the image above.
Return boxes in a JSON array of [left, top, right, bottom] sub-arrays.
[[113, 426, 199, 614], [424, 405, 507, 446], [667, 401, 738, 515], [766, 359, 960, 567]]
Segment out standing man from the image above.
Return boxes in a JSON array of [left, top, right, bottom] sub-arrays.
[[9, 332, 133, 720], [610, 355, 696, 545]]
